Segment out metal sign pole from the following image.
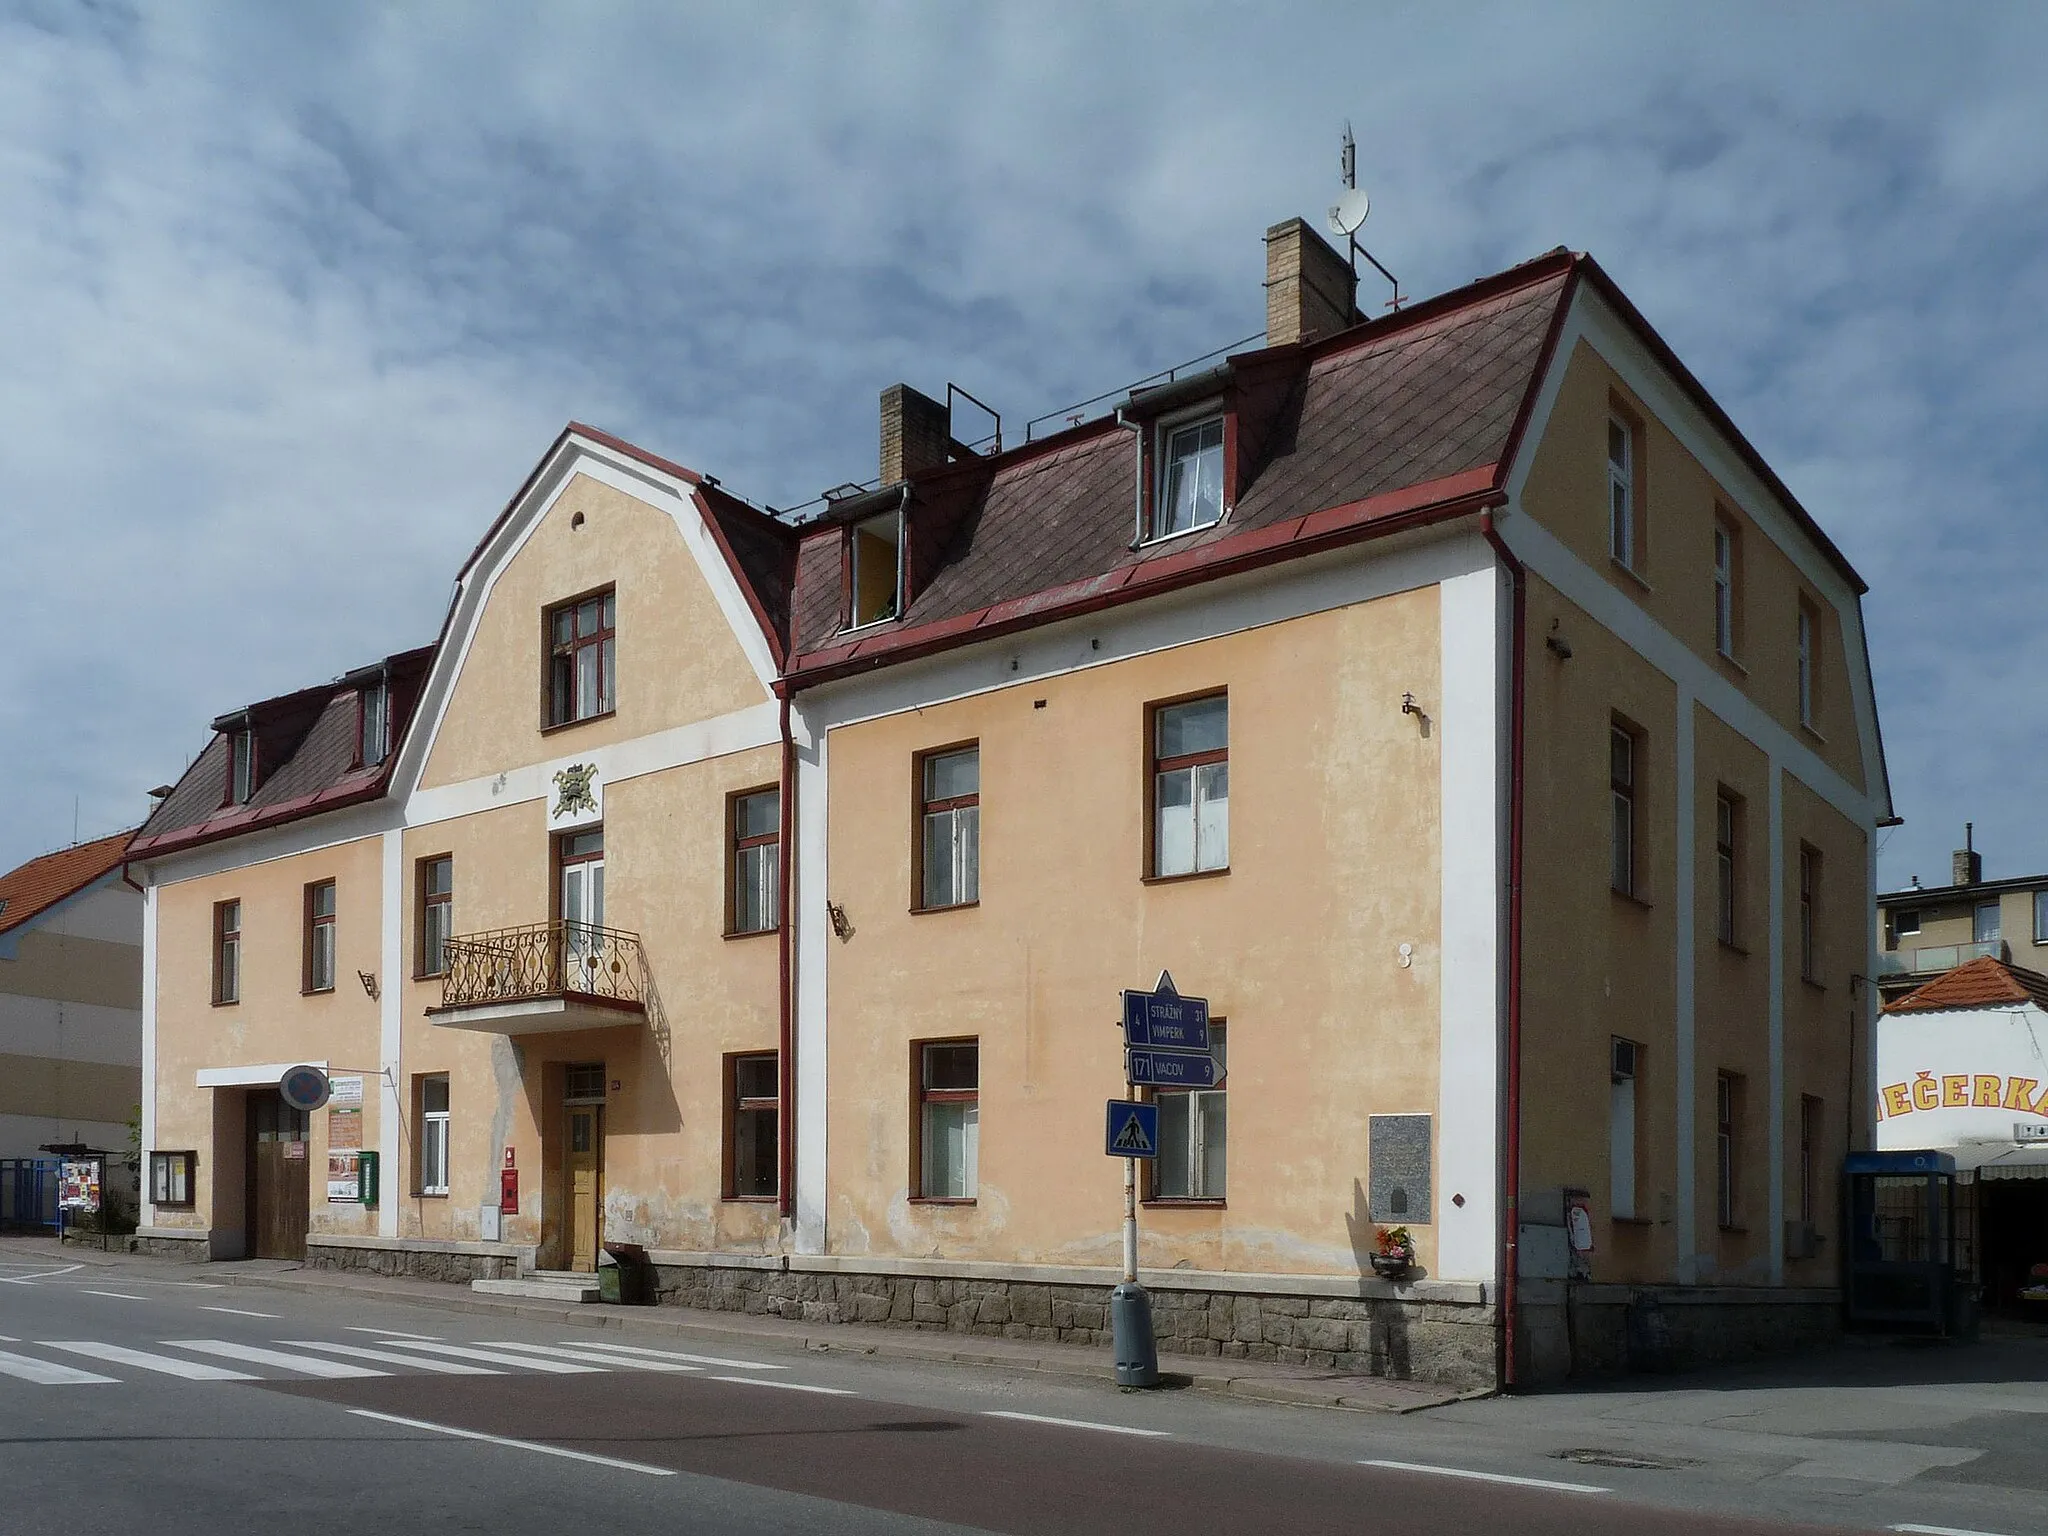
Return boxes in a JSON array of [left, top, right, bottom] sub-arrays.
[[1110, 1007, 1160, 1390], [1122, 1145, 1138, 1284]]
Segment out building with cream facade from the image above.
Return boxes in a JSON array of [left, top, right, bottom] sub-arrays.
[[130, 221, 1891, 1386]]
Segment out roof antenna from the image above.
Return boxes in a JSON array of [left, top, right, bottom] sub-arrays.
[[1328, 121, 1404, 312]]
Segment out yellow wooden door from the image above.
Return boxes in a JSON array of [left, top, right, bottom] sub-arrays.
[[568, 1107, 600, 1272]]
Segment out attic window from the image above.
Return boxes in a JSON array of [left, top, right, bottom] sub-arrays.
[[849, 512, 902, 628], [359, 680, 389, 768], [1153, 415, 1225, 540], [227, 729, 255, 805]]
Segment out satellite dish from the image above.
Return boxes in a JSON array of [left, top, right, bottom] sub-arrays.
[[1328, 188, 1371, 239]]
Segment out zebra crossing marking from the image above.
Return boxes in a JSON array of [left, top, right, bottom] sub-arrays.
[[474, 1341, 703, 1372], [0, 1347, 117, 1385], [163, 1340, 386, 1378], [46, 1342, 255, 1381], [362, 1339, 603, 1373], [288, 1340, 500, 1375], [561, 1340, 787, 1371]]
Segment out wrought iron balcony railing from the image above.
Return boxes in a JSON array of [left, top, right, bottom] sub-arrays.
[[437, 922, 649, 1010]]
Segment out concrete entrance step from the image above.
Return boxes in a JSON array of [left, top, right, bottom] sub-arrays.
[[471, 1270, 599, 1303]]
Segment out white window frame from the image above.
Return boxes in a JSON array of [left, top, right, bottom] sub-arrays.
[[2035, 892, 2048, 946], [1607, 415, 1635, 569], [1147, 411, 1226, 544], [420, 1075, 450, 1197], [1610, 1037, 1639, 1221], [1152, 695, 1229, 878], [1893, 907, 1921, 938], [1712, 522, 1735, 657], [918, 747, 980, 910], [1798, 846, 1818, 982], [1797, 601, 1816, 728], [1610, 723, 1636, 897], [1975, 900, 2002, 946], [1717, 1072, 1739, 1229], [917, 1040, 979, 1201], [1715, 790, 1738, 946], [360, 681, 389, 767]]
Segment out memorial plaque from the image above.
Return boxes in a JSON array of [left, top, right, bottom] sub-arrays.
[[1369, 1113, 1432, 1224]]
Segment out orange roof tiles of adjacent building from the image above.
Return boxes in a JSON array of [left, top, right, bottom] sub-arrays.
[[0, 830, 135, 939], [1884, 955, 2048, 1014]]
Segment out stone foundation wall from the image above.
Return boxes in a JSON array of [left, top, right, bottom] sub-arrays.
[[1516, 1280, 1841, 1382], [650, 1263, 1499, 1389], [304, 1238, 522, 1283], [128, 1233, 211, 1262]]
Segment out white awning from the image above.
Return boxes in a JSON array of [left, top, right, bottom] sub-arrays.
[[1951, 1138, 2048, 1180], [194, 1060, 326, 1088]]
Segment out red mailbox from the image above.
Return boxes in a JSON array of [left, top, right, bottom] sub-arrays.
[[499, 1166, 519, 1215]]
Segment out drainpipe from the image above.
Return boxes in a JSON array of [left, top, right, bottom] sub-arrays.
[[1480, 507, 1527, 1390], [777, 686, 797, 1222]]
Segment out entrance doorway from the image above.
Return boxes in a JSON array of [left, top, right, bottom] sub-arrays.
[[1979, 1177, 2048, 1317], [563, 1063, 605, 1273], [245, 1091, 309, 1260]]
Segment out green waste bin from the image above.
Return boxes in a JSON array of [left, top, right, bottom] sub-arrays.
[[599, 1242, 649, 1305]]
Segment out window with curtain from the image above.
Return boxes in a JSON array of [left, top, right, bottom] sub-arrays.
[[917, 1041, 979, 1200], [918, 747, 980, 909], [1153, 695, 1228, 877]]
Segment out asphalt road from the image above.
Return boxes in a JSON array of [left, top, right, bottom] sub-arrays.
[[0, 1248, 2040, 1536]]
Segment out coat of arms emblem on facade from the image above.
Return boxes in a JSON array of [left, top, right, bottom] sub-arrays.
[[552, 763, 599, 820]]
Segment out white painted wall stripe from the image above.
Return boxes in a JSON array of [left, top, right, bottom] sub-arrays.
[[1768, 769, 1787, 1283], [1674, 688, 1698, 1283], [139, 881, 157, 1232], [379, 827, 403, 1239], [1437, 563, 1504, 1284]]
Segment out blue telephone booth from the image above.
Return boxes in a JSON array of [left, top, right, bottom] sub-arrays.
[[1844, 1149, 1972, 1335]]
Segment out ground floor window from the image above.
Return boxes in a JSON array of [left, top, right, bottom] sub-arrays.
[[1149, 1023, 1226, 1201], [727, 1052, 778, 1199], [149, 1151, 196, 1207], [418, 1074, 450, 1196], [916, 1040, 978, 1201]]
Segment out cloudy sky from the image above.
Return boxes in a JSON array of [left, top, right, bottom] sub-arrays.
[[1, 2, 2043, 894]]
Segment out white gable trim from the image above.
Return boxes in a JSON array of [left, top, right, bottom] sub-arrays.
[[1506, 286, 1892, 822], [389, 432, 780, 817]]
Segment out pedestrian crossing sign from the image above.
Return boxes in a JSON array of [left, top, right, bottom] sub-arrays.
[[1105, 1099, 1159, 1159]]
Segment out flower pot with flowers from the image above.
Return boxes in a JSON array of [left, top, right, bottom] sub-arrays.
[[1370, 1226, 1416, 1279]]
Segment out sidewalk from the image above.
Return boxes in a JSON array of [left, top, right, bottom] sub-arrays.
[[1, 1235, 1472, 1415]]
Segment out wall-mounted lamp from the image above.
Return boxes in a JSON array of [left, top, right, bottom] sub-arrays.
[[827, 903, 854, 942], [357, 970, 379, 1000], [1546, 617, 1573, 660], [1401, 692, 1419, 715]]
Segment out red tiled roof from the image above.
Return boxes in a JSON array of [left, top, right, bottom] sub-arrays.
[[783, 258, 1574, 677], [129, 646, 434, 861], [1885, 955, 2048, 1013], [0, 831, 135, 938]]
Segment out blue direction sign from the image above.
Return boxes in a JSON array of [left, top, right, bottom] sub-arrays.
[[1121, 971, 1210, 1051], [1105, 1100, 1160, 1159], [1126, 1047, 1220, 1090]]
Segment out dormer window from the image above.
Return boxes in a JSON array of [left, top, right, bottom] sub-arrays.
[[359, 680, 389, 768], [227, 728, 255, 805], [849, 511, 903, 628], [1154, 415, 1225, 539]]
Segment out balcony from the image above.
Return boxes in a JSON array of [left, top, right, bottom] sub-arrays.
[[426, 922, 650, 1034], [1875, 938, 2008, 980]]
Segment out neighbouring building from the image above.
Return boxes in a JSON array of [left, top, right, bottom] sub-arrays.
[[1875, 956, 2048, 1317], [1876, 826, 2048, 1005], [130, 218, 1891, 1387], [0, 831, 143, 1221]]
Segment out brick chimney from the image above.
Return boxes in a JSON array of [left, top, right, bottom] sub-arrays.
[[1264, 217, 1359, 347], [880, 384, 950, 485], [1953, 822, 1982, 887]]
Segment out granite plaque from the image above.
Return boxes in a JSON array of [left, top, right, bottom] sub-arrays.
[[1369, 1113, 1432, 1224]]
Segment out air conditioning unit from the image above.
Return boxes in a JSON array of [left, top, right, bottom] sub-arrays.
[[1784, 1220, 1823, 1260], [1611, 1038, 1638, 1084]]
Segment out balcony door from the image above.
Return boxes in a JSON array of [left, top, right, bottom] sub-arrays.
[[557, 829, 605, 985]]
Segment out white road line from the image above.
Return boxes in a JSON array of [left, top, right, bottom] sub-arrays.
[[562, 1340, 787, 1371], [287, 1341, 499, 1375], [0, 1264, 80, 1285], [0, 1334, 16, 1342], [347, 1409, 675, 1477], [164, 1340, 386, 1379], [80, 1290, 147, 1301], [708, 1375, 854, 1396], [200, 1307, 281, 1319], [1360, 1460, 1611, 1495], [984, 1410, 1170, 1438], [345, 1327, 439, 1339], [474, 1341, 703, 1373], [1890, 1525, 2021, 1535], [0, 1347, 118, 1385], [364, 1340, 604, 1373], [47, 1342, 255, 1381]]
